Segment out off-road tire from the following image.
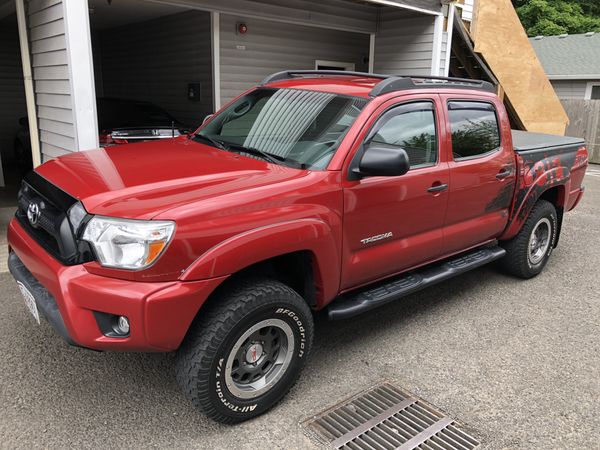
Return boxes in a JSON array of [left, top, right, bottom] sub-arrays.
[[175, 278, 313, 424], [500, 199, 557, 279]]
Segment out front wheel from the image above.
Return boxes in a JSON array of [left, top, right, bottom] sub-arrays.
[[500, 199, 557, 279], [175, 278, 314, 424]]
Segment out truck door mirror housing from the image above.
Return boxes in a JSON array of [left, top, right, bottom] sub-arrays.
[[357, 146, 410, 177]]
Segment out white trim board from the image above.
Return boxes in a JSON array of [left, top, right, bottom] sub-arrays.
[[430, 14, 444, 76], [211, 11, 221, 111], [368, 33, 375, 73], [443, 4, 455, 77], [548, 75, 600, 80], [15, 0, 41, 168], [315, 60, 356, 71], [364, 0, 442, 16], [585, 82, 600, 100], [63, 0, 99, 150]]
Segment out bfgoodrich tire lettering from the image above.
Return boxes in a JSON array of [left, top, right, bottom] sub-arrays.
[[500, 199, 557, 279], [175, 278, 313, 424]]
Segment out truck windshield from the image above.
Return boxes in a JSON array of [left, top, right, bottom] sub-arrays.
[[195, 88, 368, 170]]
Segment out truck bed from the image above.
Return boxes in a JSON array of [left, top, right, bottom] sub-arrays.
[[511, 130, 584, 154]]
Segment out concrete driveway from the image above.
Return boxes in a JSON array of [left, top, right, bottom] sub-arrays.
[[1, 169, 599, 449]]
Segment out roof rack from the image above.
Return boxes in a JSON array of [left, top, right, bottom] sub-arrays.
[[260, 70, 496, 96], [260, 70, 389, 85], [370, 75, 496, 95]]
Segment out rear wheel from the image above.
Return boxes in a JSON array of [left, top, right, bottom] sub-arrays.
[[500, 199, 557, 279], [175, 278, 313, 424]]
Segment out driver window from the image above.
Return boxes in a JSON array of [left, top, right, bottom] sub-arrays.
[[370, 102, 438, 168]]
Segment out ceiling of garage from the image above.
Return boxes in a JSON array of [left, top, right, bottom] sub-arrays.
[[88, 0, 189, 30]]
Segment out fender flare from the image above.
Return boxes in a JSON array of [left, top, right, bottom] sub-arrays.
[[500, 165, 569, 241], [180, 218, 340, 307]]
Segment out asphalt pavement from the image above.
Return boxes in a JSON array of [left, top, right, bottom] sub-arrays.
[[1, 168, 599, 449]]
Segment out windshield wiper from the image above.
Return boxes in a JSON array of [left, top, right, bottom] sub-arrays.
[[192, 133, 229, 151], [193, 134, 306, 169], [225, 143, 306, 169]]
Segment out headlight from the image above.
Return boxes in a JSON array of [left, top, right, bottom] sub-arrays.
[[82, 216, 175, 269]]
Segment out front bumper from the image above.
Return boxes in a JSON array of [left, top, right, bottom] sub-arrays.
[[7, 218, 227, 352]]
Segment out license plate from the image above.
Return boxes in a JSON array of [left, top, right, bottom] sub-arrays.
[[17, 281, 40, 325]]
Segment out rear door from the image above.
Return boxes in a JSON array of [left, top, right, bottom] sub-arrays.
[[341, 95, 450, 290], [441, 95, 517, 254]]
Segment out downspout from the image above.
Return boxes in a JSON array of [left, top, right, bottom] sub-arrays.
[[430, 13, 444, 76], [15, 0, 42, 168], [444, 3, 455, 77]]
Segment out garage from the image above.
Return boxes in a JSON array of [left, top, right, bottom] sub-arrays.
[[0, 11, 28, 196], [4, 0, 449, 181], [88, 0, 372, 142], [90, 1, 212, 139]]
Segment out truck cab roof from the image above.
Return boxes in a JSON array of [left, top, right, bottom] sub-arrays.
[[261, 70, 496, 98]]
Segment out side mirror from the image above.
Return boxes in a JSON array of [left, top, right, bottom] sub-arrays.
[[357, 146, 410, 177], [202, 114, 213, 124]]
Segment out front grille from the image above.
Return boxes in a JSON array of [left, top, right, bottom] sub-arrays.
[[304, 383, 480, 450], [15, 171, 93, 265]]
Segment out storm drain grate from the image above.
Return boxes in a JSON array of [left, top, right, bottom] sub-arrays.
[[303, 383, 479, 450]]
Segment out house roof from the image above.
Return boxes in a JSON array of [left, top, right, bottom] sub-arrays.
[[529, 33, 600, 80]]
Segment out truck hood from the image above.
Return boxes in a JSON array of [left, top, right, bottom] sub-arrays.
[[35, 137, 306, 219]]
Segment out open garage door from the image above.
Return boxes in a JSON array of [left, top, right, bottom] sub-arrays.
[[0, 12, 28, 194], [89, 0, 213, 139]]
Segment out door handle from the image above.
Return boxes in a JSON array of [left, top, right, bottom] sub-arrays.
[[496, 168, 512, 179], [427, 183, 448, 193]]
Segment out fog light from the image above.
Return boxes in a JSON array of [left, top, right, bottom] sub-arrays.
[[114, 316, 130, 335]]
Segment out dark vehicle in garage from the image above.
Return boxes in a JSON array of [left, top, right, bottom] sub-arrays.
[[7, 71, 588, 424], [13, 97, 188, 174]]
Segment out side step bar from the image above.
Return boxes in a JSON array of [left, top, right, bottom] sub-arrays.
[[328, 246, 506, 320]]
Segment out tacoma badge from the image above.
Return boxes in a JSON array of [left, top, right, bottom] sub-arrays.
[[361, 232, 393, 245]]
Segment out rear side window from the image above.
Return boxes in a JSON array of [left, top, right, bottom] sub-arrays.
[[448, 101, 501, 159], [370, 101, 437, 168]]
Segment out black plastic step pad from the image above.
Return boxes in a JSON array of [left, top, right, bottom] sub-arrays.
[[328, 246, 506, 320]]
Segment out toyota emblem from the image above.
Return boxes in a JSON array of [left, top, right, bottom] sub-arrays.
[[27, 202, 41, 227]]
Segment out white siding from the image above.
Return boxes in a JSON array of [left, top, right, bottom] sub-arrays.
[[0, 15, 28, 167], [27, 0, 74, 159], [551, 80, 589, 99], [460, 0, 474, 22], [219, 14, 370, 104], [440, 32, 448, 75], [374, 9, 438, 76], [98, 11, 213, 127]]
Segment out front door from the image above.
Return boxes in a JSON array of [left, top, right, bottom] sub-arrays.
[[341, 97, 449, 290]]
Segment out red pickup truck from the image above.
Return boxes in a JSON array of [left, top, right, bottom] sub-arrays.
[[7, 71, 588, 423]]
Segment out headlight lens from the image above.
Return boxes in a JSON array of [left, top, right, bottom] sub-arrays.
[[82, 216, 175, 269]]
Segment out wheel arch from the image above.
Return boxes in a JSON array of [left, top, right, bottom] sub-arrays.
[[501, 181, 567, 242], [180, 219, 341, 309]]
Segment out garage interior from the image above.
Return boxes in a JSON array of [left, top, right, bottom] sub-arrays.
[[0, 11, 27, 197], [88, 0, 372, 135], [89, 0, 211, 131]]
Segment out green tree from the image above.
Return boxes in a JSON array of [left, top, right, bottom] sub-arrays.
[[512, 0, 600, 36]]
